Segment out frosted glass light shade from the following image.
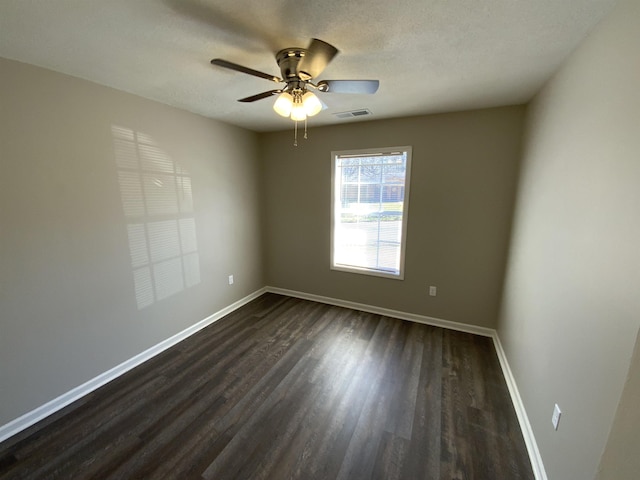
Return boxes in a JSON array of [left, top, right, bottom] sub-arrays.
[[290, 103, 307, 121], [302, 92, 322, 117], [273, 92, 293, 117]]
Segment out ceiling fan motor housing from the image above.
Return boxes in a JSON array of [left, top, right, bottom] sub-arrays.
[[276, 48, 309, 84]]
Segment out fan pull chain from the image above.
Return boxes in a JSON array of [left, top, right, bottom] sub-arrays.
[[304, 118, 308, 139], [293, 120, 298, 147]]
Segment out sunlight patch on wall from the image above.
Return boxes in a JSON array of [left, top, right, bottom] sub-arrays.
[[112, 126, 200, 309]]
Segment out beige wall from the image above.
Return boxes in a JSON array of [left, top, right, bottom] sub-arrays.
[[596, 328, 640, 480], [260, 107, 524, 328], [0, 58, 263, 426], [498, 0, 640, 479]]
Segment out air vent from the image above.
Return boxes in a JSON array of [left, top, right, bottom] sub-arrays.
[[333, 109, 372, 119]]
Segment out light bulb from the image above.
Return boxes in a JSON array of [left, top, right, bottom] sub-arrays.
[[290, 103, 307, 121], [302, 91, 322, 117], [273, 92, 293, 117]]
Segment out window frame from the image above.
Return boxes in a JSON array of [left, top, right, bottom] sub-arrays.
[[330, 146, 412, 280]]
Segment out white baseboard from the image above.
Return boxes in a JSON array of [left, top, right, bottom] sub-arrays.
[[265, 286, 495, 337], [0, 285, 547, 480], [0, 288, 266, 444], [491, 334, 548, 480], [266, 285, 547, 480]]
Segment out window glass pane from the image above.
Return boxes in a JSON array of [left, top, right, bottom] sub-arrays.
[[343, 165, 359, 182], [331, 147, 411, 279], [359, 164, 381, 184], [383, 164, 405, 184]]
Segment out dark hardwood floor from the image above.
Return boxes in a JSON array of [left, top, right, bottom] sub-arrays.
[[0, 293, 534, 479]]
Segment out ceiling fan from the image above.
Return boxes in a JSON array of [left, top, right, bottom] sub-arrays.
[[211, 38, 379, 124]]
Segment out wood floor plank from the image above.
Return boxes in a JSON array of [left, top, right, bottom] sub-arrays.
[[440, 329, 475, 480], [251, 311, 374, 480], [335, 317, 408, 480], [400, 325, 443, 479], [383, 321, 424, 440], [371, 431, 411, 480], [0, 294, 534, 480], [201, 343, 320, 479]]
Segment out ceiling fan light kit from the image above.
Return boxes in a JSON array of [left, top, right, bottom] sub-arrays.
[[301, 91, 323, 117], [273, 90, 323, 120], [290, 101, 307, 122], [211, 38, 379, 146], [273, 92, 293, 117]]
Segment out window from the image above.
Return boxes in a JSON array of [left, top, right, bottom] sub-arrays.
[[331, 146, 412, 279]]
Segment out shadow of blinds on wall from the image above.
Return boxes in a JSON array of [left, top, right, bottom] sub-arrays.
[[112, 126, 200, 310]]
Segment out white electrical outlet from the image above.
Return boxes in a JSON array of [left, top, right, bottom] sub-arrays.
[[552, 404, 562, 430], [429, 286, 437, 296], [228, 275, 234, 285]]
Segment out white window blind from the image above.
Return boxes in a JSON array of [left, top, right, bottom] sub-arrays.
[[331, 146, 412, 279]]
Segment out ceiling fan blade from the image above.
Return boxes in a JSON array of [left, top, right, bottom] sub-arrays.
[[317, 80, 380, 94], [238, 90, 282, 102], [298, 38, 339, 80], [211, 59, 282, 83]]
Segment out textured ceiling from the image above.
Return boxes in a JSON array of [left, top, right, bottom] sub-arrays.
[[0, 0, 617, 132]]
